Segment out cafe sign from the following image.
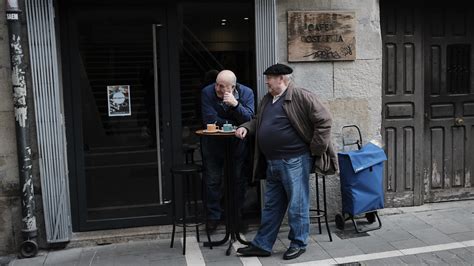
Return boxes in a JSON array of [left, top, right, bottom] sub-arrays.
[[288, 11, 356, 62]]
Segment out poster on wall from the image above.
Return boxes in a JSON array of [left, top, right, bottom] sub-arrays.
[[107, 85, 131, 117], [288, 11, 356, 62]]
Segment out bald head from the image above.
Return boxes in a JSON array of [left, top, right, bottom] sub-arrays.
[[214, 70, 237, 98], [216, 70, 236, 85]]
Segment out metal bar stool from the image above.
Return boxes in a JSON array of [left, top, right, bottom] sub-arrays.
[[170, 164, 212, 254], [309, 173, 332, 241], [182, 143, 199, 164]]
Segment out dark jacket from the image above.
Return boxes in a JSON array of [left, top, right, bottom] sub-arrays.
[[201, 83, 254, 127], [241, 83, 338, 182]]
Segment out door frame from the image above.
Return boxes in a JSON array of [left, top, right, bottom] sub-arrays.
[[59, 1, 183, 231]]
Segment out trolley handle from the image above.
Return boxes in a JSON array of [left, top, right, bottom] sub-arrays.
[[342, 125, 363, 151]]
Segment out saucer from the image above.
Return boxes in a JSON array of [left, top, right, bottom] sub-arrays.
[[203, 129, 218, 133], [218, 129, 236, 133]]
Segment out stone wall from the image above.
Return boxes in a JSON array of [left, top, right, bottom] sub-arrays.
[[276, 0, 383, 219]]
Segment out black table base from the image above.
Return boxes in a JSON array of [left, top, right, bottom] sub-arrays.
[[198, 131, 250, 255]]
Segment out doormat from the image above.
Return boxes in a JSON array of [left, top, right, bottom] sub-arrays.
[[334, 230, 369, 239]]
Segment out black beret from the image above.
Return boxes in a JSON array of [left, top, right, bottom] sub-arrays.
[[263, 63, 293, 75]]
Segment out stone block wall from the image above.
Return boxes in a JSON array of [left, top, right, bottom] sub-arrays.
[[276, 0, 383, 219]]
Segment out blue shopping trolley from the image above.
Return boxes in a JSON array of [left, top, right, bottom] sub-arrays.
[[335, 125, 387, 233]]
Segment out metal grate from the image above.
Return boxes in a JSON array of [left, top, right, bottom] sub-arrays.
[[25, 0, 71, 243], [255, 0, 277, 101], [447, 44, 470, 94]]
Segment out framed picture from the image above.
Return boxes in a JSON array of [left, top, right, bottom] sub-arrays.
[[107, 85, 131, 116]]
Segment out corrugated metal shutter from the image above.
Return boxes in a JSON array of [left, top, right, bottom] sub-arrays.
[[25, 0, 71, 243], [255, 0, 277, 206], [255, 0, 277, 101]]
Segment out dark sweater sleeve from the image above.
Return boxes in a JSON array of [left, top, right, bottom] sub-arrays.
[[201, 86, 227, 125], [229, 86, 255, 125]]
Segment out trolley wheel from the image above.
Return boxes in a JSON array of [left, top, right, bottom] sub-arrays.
[[365, 212, 376, 224], [335, 214, 345, 230], [19, 240, 38, 258]]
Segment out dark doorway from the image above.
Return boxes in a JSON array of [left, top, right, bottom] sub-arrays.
[[61, 0, 257, 231], [62, 3, 174, 230], [177, 1, 258, 219]]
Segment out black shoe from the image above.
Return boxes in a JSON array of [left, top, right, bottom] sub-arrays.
[[237, 244, 271, 257], [283, 247, 306, 260], [206, 220, 219, 232]]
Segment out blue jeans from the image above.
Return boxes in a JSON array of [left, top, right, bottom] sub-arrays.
[[201, 137, 248, 220], [252, 152, 312, 252]]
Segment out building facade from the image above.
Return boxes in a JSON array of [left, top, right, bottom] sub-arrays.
[[0, 0, 472, 256]]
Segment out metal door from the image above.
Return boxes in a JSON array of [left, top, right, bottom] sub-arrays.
[[381, 1, 424, 207], [423, 3, 474, 202]]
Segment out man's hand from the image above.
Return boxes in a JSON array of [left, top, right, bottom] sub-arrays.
[[223, 91, 238, 107], [235, 127, 248, 139]]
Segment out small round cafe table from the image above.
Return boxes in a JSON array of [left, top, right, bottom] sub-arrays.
[[195, 129, 250, 255]]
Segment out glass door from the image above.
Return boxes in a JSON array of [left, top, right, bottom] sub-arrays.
[[65, 5, 172, 230]]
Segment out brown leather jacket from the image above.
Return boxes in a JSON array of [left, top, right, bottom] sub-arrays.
[[241, 83, 339, 182]]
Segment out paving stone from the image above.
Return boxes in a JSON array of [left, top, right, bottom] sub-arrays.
[[203, 253, 243, 264], [389, 238, 428, 250], [348, 235, 396, 253], [408, 228, 456, 245], [259, 254, 287, 266], [7, 255, 47, 266], [303, 238, 332, 261], [6, 200, 474, 266], [448, 248, 474, 264], [75, 249, 97, 266], [43, 248, 82, 266], [88, 254, 115, 266], [111, 254, 151, 266], [373, 227, 415, 242], [398, 254, 428, 265], [359, 256, 406, 265], [206, 260, 243, 266], [391, 216, 432, 231], [430, 219, 471, 235], [415, 253, 447, 265], [318, 238, 365, 258], [149, 257, 187, 266], [466, 246, 474, 253], [448, 231, 474, 242], [434, 250, 470, 265]]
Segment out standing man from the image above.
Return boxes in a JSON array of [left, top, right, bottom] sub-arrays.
[[201, 70, 255, 231], [235, 63, 338, 260]]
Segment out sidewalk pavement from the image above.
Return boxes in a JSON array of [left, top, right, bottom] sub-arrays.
[[4, 200, 474, 266]]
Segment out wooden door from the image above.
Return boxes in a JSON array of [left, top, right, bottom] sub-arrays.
[[381, 1, 424, 207], [423, 2, 474, 202]]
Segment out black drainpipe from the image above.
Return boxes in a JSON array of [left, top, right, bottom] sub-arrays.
[[6, 0, 38, 258]]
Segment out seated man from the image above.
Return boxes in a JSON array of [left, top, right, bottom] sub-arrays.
[[201, 70, 255, 231]]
